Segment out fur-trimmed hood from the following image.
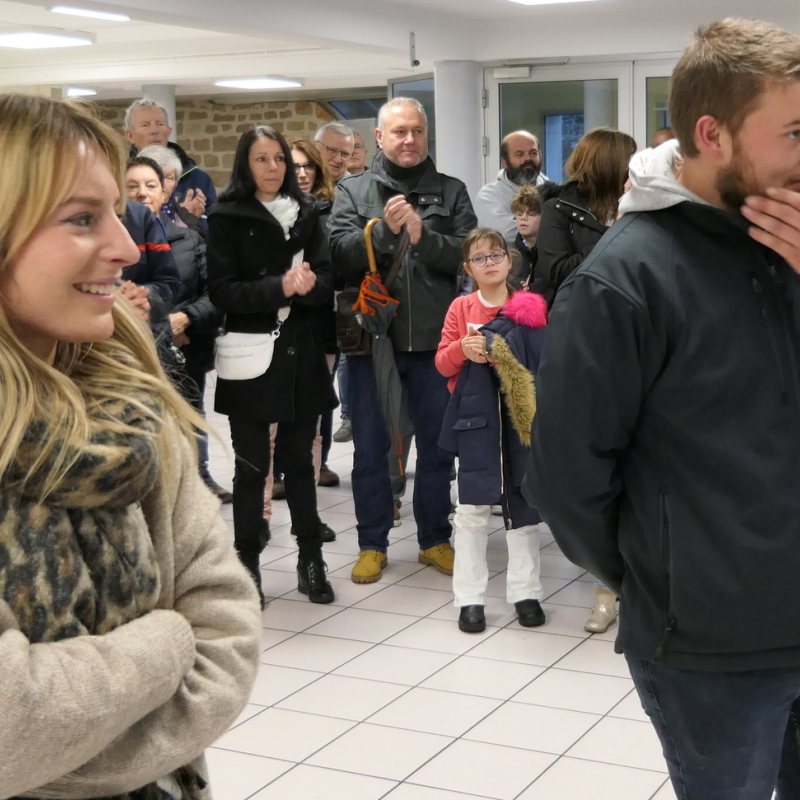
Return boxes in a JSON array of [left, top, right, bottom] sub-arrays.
[[483, 291, 547, 445]]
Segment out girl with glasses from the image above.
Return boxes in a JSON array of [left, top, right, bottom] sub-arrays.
[[435, 228, 548, 634]]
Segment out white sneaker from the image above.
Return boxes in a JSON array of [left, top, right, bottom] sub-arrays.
[[584, 588, 618, 633]]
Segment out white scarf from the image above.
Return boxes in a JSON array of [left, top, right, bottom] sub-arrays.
[[261, 194, 300, 240]]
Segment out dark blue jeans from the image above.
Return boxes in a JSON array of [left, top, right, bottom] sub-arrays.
[[348, 350, 453, 552], [627, 655, 800, 799]]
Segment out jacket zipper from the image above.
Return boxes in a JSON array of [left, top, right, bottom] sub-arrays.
[[750, 275, 790, 405], [498, 394, 511, 529], [406, 253, 413, 351], [653, 492, 677, 664], [768, 265, 800, 411]]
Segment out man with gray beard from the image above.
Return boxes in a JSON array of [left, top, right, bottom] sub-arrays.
[[475, 130, 551, 245]]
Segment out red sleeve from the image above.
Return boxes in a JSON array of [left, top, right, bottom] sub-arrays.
[[436, 298, 468, 378]]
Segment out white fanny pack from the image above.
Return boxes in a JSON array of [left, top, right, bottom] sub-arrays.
[[215, 306, 290, 381]]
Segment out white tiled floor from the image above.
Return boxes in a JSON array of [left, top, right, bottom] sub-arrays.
[[203, 383, 676, 800]]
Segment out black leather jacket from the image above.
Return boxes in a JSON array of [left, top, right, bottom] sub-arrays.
[[329, 153, 477, 352], [533, 182, 607, 308]]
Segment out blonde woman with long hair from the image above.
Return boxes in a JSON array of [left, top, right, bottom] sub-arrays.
[[0, 94, 260, 799]]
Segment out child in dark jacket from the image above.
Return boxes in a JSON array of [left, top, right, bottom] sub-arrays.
[[436, 228, 548, 633]]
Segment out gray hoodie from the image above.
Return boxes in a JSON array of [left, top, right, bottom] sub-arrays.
[[619, 139, 710, 215]]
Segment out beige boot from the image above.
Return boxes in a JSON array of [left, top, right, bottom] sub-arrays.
[[584, 587, 617, 633]]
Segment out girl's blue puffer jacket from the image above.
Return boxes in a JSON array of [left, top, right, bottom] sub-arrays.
[[439, 291, 548, 529]]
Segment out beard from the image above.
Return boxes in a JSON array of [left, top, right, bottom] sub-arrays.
[[716, 141, 800, 211], [716, 147, 761, 212], [506, 160, 541, 185]]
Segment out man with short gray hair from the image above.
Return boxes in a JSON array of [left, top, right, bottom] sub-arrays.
[[315, 122, 354, 182], [124, 97, 217, 213], [329, 96, 477, 585]]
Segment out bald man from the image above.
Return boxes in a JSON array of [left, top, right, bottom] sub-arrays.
[[475, 131, 551, 245], [651, 127, 675, 147]]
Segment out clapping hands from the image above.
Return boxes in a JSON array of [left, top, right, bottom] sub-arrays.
[[282, 262, 316, 298]]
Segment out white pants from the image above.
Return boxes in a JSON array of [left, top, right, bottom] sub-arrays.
[[452, 503, 543, 607]]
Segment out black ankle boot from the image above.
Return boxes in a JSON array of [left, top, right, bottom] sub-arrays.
[[458, 605, 486, 633], [297, 553, 335, 604]]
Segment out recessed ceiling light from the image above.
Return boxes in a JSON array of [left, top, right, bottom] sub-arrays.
[[0, 27, 95, 48], [67, 87, 97, 96], [508, 0, 598, 5], [50, 5, 130, 22], [215, 77, 303, 90]]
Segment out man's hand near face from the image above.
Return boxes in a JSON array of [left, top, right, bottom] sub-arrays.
[[742, 188, 800, 274]]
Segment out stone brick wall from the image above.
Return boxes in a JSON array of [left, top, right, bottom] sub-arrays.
[[97, 98, 336, 190]]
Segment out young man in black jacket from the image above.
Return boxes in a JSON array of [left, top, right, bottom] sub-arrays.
[[329, 97, 477, 584], [526, 18, 800, 800]]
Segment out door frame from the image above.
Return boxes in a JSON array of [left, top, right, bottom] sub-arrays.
[[632, 59, 678, 148]]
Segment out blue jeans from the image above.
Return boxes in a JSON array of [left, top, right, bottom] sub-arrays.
[[336, 353, 350, 419], [627, 655, 800, 800], [348, 350, 453, 552]]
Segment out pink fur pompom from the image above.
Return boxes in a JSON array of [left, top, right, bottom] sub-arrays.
[[502, 290, 548, 328]]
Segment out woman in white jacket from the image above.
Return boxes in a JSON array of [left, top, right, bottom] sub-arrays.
[[0, 94, 261, 800]]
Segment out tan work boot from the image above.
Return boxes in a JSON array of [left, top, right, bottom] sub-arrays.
[[352, 550, 388, 584], [419, 543, 455, 575], [584, 587, 618, 633]]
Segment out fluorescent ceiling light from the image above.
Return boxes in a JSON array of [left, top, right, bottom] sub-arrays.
[[508, 0, 598, 5], [50, 5, 130, 21], [0, 27, 95, 48], [67, 87, 97, 96], [215, 77, 303, 90]]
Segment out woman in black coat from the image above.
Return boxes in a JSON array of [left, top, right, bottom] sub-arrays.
[[207, 126, 338, 608], [534, 128, 636, 308]]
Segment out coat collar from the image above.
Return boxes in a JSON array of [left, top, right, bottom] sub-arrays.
[[371, 151, 444, 202]]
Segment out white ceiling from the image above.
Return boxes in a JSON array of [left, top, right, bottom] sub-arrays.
[[0, 0, 798, 100]]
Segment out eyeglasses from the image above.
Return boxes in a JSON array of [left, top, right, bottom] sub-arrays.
[[294, 161, 316, 173], [468, 250, 508, 268], [321, 143, 353, 161], [514, 211, 539, 220], [352, 143, 366, 151]]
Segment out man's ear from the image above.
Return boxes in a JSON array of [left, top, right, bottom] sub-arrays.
[[374, 126, 383, 150], [124, 129, 134, 143], [694, 115, 729, 160]]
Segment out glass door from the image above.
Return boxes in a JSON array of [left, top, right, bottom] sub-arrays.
[[633, 59, 678, 148], [483, 63, 633, 185]]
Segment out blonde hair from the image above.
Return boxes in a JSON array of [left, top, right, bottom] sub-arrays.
[[670, 19, 800, 158], [0, 94, 203, 499], [565, 128, 637, 223]]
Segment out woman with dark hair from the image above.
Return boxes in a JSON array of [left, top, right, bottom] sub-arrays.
[[534, 128, 637, 307], [207, 125, 338, 608]]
